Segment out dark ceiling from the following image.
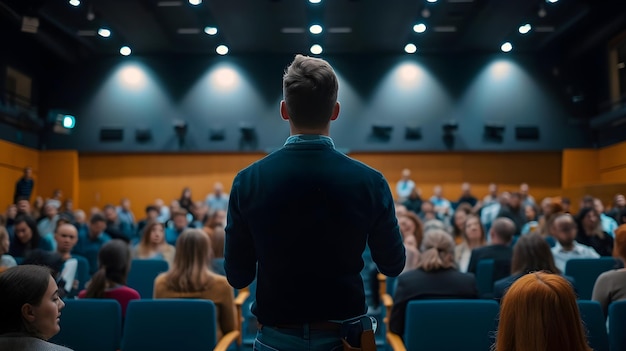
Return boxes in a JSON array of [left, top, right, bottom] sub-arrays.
[[1, 0, 626, 62]]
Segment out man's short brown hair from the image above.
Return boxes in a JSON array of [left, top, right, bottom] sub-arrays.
[[283, 54, 338, 129]]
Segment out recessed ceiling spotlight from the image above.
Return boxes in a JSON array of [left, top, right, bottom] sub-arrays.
[[120, 46, 131, 56], [413, 23, 427, 33], [216, 45, 229, 55], [97, 28, 111, 38], [189, 0, 201, 5], [310, 44, 323, 55], [69, 0, 80, 6], [204, 26, 218, 35], [309, 0, 322, 3], [404, 43, 417, 54], [518, 24, 531, 34], [427, 0, 438, 3], [546, 0, 558, 3], [309, 24, 323, 34], [501, 42, 513, 53]]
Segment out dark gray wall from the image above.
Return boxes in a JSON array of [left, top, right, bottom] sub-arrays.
[[40, 53, 591, 152]]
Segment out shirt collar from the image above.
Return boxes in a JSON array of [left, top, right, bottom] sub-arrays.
[[553, 241, 585, 254], [284, 134, 335, 148]]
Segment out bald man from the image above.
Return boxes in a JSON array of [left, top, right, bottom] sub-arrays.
[[55, 223, 89, 297]]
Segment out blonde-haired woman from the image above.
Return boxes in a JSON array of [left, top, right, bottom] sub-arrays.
[[494, 272, 592, 351], [389, 229, 477, 336], [454, 215, 487, 272], [132, 221, 175, 267], [153, 229, 236, 340]]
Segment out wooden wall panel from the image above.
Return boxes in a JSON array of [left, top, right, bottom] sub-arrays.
[[561, 149, 600, 188], [0, 140, 39, 209], [38, 151, 79, 207], [78, 153, 264, 217]]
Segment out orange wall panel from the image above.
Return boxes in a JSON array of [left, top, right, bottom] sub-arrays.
[[598, 140, 626, 185], [0, 140, 39, 208], [38, 150, 79, 207], [561, 149, 599, 188]]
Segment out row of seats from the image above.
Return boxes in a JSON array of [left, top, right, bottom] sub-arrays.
[[51, 299, 242, 351], [382, 299, 625, 351]]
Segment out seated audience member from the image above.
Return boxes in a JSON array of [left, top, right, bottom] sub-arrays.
[[205, 182, 229, 212], [593, 198, 619, 236], [178, 187, 194, 217], [456, 182, 478, 210], [37, 202, 60, 247], [9, 215, 54, 258], [72, 209, 88, 233], [467, 217, 515, 281], [455, 215, 487, 273], [519, 182, 536, 206], [430, 185, 452, 222], [78, 239, 140, 316], [0, 226, 17, 270], [494, 233, 575, 303], [4, 204, 17, 229], [190, 201, 209, 229], [620, 207, 626, 225], [60, 199, 75, 223], [481, 192, 510, 235], [418, 200, 437, 222], [576, 207, 614, 256], [135, 205, 159, 238], [103, 204, 134, 243], [493, 272, 592, 351], [551, 213, 600, 272], [153, 229, 236, 340], [398, 212, 423, 272], [46, 189, 63, 210], [561, 197, 572, 213], [165, 209, 190, 245], [607, 194, 625, 223], [389, 229, 477, 336], [520, 203, 539, 235], [537, 201, 564, 237], [396, 168, 415, 203], [72, 213, 112, 275], [451, 203, 472, 245], [15, 196, 32, 217], [402, 187, 423, 216], [482, 183, 499, 208], [32, 196, 45, 220], [202, 210, 226, 237], [132, 221, 175, 267], [116, 198, 136, 231], [55, 222, 89, 298], [496, 192, 526, 236], [154, 198, 170, 224], [0, 265, 72, 351], [592, 224, 626, 317]]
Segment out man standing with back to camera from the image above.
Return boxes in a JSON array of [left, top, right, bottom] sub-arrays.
[[225, 54, 405, 351]]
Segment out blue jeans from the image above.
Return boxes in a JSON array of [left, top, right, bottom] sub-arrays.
[[253, 325, 344, 351]]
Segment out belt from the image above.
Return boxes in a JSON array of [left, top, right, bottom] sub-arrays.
[[272, 321, 342, 331]]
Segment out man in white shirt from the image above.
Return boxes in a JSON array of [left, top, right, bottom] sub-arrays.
[[205, 182, 229, 212], [395, 168, 415, 202], [551, 213, 600, 272]]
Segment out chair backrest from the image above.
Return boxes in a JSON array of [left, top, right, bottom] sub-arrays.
[[577, 300, 609, 351], [565, 258, 623, 300], [404, 299, 499, 351], [609, 300, 626, 351], [50, 299, 122, 351], [126, 259, 169, 299], [476, 259, 495, 298], [121, 299, 218, 351], [387, 275, 398, 298]]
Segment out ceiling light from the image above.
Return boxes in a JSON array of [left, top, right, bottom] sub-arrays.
[[404, 43, 417, 54], [309, 0, 322, 3], [120, 46, 132, 56], [189, 0, 201, 5], [413, 23, 427, 33], [97, 28, 111, 38], [216, 45, 229, 55], [421, 8, 431, 18], [518, 24, 531, 34], [427, 0, 438, 3], [546, 0, 558, 3], [309, 24, 323, 34], [69, 0, 80, 6], [310, 44, 323, 55], [500, 42, 513, 53], [204, 26, 217, 35]]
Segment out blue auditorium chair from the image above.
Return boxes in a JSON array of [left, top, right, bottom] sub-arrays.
[[126, 258, 169, 298], [565, 257, 623, 300], [609, 300, 626, 351], [577, 300, 609, 351], [50, 299, 122, 351], [387, 299, 499, 351], [476, 259, 495, 299], [121, 299, 239, 351]]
